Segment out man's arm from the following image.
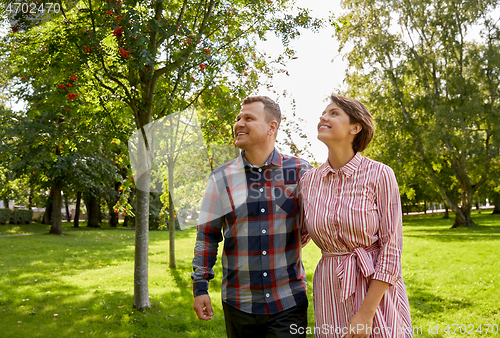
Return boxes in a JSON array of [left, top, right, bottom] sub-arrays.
[[298, 160, 313, 247], [191, 174, 224, 320]]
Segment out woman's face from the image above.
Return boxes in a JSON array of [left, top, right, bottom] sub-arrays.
[[317, 102, 360, 146]]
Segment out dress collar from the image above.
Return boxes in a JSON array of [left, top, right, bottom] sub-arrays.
[[319, 152, 363, 178]]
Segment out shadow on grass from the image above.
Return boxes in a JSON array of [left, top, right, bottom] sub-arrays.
[[402, 211, 500, 243], [404, 274, 475, 338], [4, 286, 227, 338], [1, 227, 227, 338], [405, 277, 473, 316]]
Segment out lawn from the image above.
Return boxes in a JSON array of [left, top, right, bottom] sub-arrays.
[[0, 211, 499, 337]]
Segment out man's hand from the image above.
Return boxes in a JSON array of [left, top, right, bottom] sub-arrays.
[[193, 294, 214, 321]]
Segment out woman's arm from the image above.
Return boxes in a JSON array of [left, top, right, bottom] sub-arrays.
[[344, 279, 389, 338], [344, 165, 402, 338]]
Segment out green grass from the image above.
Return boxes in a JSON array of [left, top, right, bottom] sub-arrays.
[[1, 212, 499, 337], [402, 211, 500, 337]]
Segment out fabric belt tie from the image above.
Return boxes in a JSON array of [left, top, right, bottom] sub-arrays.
[[321, 243, 379, 302]]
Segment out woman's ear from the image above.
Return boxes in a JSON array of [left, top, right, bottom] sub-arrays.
[[349, 123, 363, 134], [350, 123, 362, 135]]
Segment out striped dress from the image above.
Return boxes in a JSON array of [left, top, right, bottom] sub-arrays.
[[299, 153, 412, 338]]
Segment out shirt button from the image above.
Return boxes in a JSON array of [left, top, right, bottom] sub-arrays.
[[263, 272, 268, 277], [260, 208, 265, 213], [262, 251, 267, 255], [262, 229, 266, 234], [266, 293, 270, 298], [259, 188, 264, 192]]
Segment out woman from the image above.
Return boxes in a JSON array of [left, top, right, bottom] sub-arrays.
[[299, 95, 412, 338]]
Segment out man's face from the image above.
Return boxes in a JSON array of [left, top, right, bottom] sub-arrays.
[[234, 101, 273, 151]]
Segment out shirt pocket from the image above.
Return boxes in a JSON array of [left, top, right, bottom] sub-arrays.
[[273, 184, 298, 215]]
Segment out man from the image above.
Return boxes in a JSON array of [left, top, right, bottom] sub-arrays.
[[192, 96, 312, 337]]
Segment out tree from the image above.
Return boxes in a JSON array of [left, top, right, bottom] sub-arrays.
[[3, 0, 322, 309], [480, 153, 500, 214], [128, 108, 212, 268], [335, 0, 500, 227]]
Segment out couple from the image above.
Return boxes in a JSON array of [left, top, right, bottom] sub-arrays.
[[192, 95, 412, 338]]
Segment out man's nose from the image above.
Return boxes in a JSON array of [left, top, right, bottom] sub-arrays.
[[234, 119, 244, 129]]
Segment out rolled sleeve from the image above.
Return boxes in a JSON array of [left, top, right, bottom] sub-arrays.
[[191, 174, 224, 297], [298, 160, 313, 247], [373, 166, 403, 285], [298, 177, 310, 247]]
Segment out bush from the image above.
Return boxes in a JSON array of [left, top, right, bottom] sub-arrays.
[[165, 216, 181, 231], [125, 213, 179, 231], [0, 209, 12, 224], [9, 209, 33, 224], [19, 209, 34, 224], [123, 192, 181, 231]]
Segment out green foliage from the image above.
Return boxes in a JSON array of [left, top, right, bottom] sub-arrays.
[[336, 0, 500, 226], [1, 0, 323, 205], [0, 208, 12, 224], [0, 208, 33, 224], [10, 209, 33, 224], [124, 192, 180, 231]]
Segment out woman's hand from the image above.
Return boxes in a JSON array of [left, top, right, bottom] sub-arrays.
[[343, 309, 374, 338], [343, 279, 389, 338]]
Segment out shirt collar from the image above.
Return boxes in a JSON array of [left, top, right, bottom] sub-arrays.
[[236, 148, 282, 169], [320, 152, 363, 178]]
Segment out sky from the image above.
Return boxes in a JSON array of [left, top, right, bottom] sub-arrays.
[[256, 0, 346, 163]]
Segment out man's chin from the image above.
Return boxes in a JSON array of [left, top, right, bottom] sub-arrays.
[[234, 142, 246, 150]]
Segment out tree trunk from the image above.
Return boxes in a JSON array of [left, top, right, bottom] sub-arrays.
[[28, 187, 33, 210], [108, 202, 118, 228], [443, 202, 449, 219], [134, 171, 151, 309], [476, 197, 481, 214], [98, 195, 103, 223], [85, 191, 100, 228], [43, 189, 54, 225], [452, 209, 475, 228], [2, 173, 10, 208], [123, 188, 135, 228], [64, 194, 71, 221], [423, 201, 427, 214], [451, 187, 476, 228], [168, 163, 176, 269], [74, 191, 81, 228], [492, 191, 500, 215], [109, 181, 120, 228], [49, 180, 63, 235], [109, 206, 118, 227], [132, 112, 152, 310]]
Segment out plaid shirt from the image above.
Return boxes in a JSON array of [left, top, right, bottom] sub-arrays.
[[192, 149, 312, 315]]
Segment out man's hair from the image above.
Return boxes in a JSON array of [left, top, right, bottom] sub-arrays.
[[242, 95, 281, 128], [330, 95, 375, 152]]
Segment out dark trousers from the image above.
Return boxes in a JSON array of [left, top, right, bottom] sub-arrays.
[[222, 299, 308, 338]]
